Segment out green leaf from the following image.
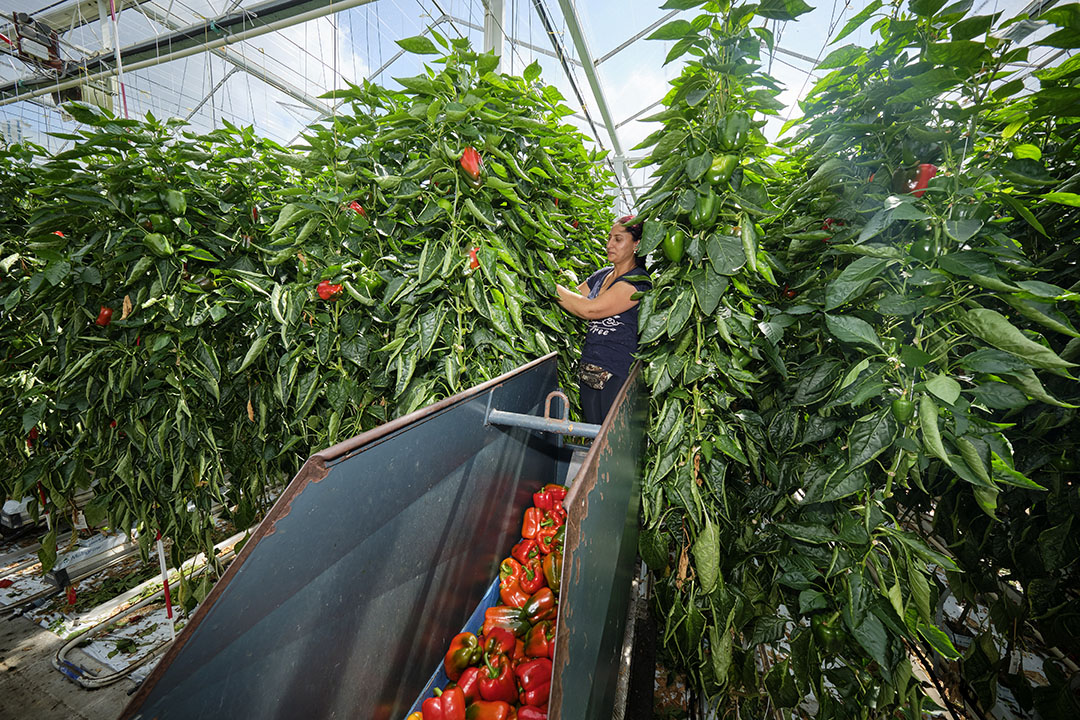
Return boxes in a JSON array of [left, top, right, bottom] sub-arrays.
[[909, 0, 948, 17], [919, 395, 949, 463], [238, 335, 271, 373], [840, 358, 870, 390], [691, 266, 727, 315], [692, 519, 721, 594], [776, 523, 837, 544], [1003, 295, 1080, 338], [710, 607, 735, 686], [1042, 191, 1080, 207], [857, 208, 894, 244], [639, 221, 665, 256], [909, 565, 932, 625], [646, 19, 693, 41], [924, 373, 961, 404], [44, 260, 71, 286], [758, 0, 815, 21], [395, 35, 439, 54], [900, 345, 933, 368], [847, 410, 898, 470], [919, 622, 960, 659], [960, 349, 1032, 373], [667, 289, 694, 336], [825, 257, 889, 311], [817, 44, 864, 70], [850, 613, 889, 668], [1013, 143, 1042, 160], [1004, 368, 1079, 408], [1001, 194, 1047, 236], [707, 233, 746, 275], [685, 152, 712, 181], [960, 308, 1076, 370], [38, 528, 58, 574], [943, 218, 983, 244], [523, 60, 541, 83], [833, 0, 883, 43], [819, 467, 868, 502], [825, 313, 884, 351]]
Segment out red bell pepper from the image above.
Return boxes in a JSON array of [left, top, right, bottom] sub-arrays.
[[520, 556, 546, 594], [546, 507, 567, 527], [521, 507, 544, 539], [95, 306, 114, 327], [499, 558, 529, 608], [444, 632, 482, 682], [515, 658, 552, 708], [317, 280, 343, 301], [455, 666, 481, 704], [542, 551, 562, 595], [524, 588, 558, 624], [347, 200, 366, 217], [533, 490, 556, 511], [460, 147, 482, 181], [469, 247, 480, 270], [483, 605, 530, 637], [525, 620, 555, 659], [518, 707, 547, 720], [483, 627, 515, 655], [511, 539, 539, 566], [535, 525, 563, 555], [465, 701, 512, 720], [422, 686, 466, 720], [912, 163, 937, 198], [542, 483, 567, 501], [479, 650, 517, 703], [512, 637, 527, 664]]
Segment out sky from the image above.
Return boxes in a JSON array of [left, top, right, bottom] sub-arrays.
[[0, 0, 1067, 212]]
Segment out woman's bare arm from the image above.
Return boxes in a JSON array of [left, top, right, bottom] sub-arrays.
[[557, 281, 638, 320]]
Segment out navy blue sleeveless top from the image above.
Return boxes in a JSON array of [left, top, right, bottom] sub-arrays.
[[579, 266, 652, 378]]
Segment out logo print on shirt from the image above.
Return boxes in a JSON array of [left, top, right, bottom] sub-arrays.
[[588, 314, 621, 336]]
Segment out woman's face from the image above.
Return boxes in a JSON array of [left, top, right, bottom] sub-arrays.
[[606, 224, 639, 265]]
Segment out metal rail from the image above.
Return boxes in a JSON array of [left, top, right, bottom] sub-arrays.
[[485, 389, 601, 438]]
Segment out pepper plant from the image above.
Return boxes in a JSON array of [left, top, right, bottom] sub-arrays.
[[634, 0, 1080, 715], [0, 38, 611, 600]]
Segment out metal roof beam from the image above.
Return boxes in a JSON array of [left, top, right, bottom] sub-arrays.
[[447, 16, 581, 65], [0, 0, 378, 106], [551, 0, 635, 203]]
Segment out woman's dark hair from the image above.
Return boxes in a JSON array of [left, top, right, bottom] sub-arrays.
[[616, 215, 644, 242], [616, 215, 647, 268]]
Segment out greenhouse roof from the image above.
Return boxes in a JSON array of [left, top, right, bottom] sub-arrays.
[[0, 0, 1070, 211]]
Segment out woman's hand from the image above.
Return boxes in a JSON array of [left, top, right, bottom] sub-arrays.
[[557, 281, 639, 320]]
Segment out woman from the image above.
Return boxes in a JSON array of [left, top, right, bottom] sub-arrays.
[[557, 216, 651, 425]]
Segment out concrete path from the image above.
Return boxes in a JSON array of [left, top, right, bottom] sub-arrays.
[[0, 613, 134, 720]]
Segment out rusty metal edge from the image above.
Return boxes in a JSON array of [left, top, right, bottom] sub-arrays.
[[549, 360, 642, 719], [121, 352, 559, 719]]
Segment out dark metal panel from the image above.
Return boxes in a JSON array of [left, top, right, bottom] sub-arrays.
[[123, 355, 563, 720], [551, 362, 648, 719]]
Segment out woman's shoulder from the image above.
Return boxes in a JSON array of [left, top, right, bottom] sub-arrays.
[[586, 266, 614, 287]]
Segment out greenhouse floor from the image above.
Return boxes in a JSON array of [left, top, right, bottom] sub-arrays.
[[0, 613, 134, 720]]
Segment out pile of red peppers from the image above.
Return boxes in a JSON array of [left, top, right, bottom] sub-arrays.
[[412, 483, 567, 720]]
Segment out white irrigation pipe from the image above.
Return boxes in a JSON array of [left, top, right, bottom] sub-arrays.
[[0, 0, 378, 108]]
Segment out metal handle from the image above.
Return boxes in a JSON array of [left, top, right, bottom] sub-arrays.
[[544, 390, 569, 422]]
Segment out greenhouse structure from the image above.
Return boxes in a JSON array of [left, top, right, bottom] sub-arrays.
[[1, 0, 1078, 718]]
